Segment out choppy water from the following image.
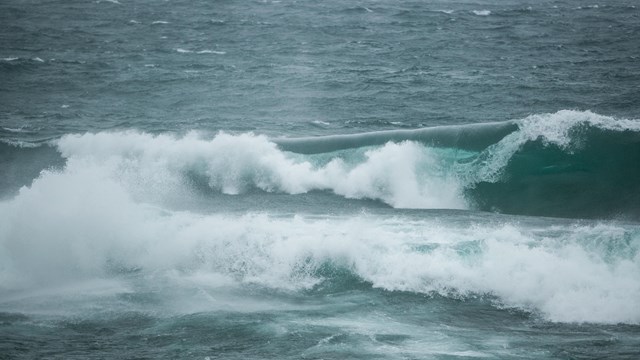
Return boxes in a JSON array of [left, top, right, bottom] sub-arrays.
[[1, 0, 640, 359]]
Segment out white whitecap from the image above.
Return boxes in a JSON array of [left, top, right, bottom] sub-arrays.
[[53, 131, 467, 209], [2, 127, 25, 133], [197, 50, 226, 55], [1, 171, 639, 324], [472, 10, 491, 16], [312, 120, 331, 126]]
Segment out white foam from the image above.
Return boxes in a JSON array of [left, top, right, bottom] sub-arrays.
[[152, 21, 169, 25], [55, 131, 467, 209], [1, 57, 19, 61], [1, 173, 639, 324], [312, 120, 331, 126], [176, 49, 225, 55], [472, 10, 491, 16], [197, 50, 226, 55], [576, 5, 600, 10], [302, 312, 491, 357]]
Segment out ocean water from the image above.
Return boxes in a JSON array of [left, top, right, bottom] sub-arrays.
[[1, 0, 640, 359]]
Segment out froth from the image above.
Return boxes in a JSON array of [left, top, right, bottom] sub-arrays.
[[56, 131, 468, 209]]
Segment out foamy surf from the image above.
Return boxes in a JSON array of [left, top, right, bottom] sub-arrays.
[[1, 174, 639, 324], [55, 131, 468, 209]]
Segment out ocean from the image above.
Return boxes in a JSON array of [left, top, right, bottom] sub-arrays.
[[1, 0, 640, 358]]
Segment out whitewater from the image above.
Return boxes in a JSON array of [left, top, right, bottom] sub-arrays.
[[2, 0, 640, 358]]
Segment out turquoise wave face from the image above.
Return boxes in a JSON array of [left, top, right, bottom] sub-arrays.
[[469, 127, 640, 218]]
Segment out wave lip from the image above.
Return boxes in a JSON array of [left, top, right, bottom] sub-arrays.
[[275, 121, 519, 154]]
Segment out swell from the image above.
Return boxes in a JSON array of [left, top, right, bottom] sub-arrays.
[[1, 110, 640, 219], [274, 121, 519, 154], [276, 110, 640, 219]]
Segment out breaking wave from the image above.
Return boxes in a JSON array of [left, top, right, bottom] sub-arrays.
[[3, 109, 633, 218], [1, 178, 639, 323]]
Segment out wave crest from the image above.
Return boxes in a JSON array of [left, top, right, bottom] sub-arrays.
[[57, 131, 467, 209]]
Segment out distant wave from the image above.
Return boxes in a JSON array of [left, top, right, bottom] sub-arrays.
[[176, 48, 226, 54], [0, 57, 46, 72], [52, 130, 466, 209], [472, 10, 491, 16]]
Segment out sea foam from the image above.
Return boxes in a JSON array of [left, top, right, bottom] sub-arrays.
[[1, 169, 638, 324], [55, 131, 467, 209]]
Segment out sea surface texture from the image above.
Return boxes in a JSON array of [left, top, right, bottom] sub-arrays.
[[1, 0, 640, 359]]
